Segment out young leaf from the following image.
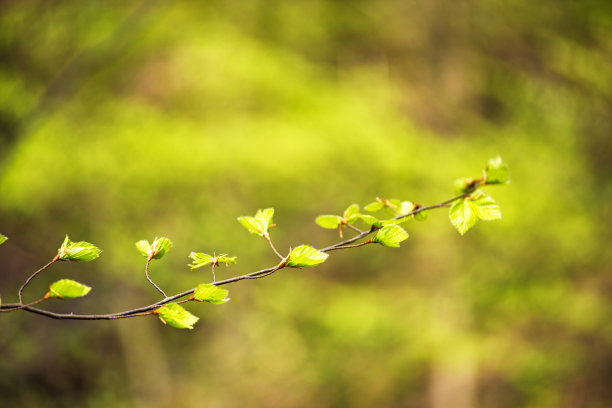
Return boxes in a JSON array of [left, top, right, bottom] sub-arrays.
[[46, 279, 92, 299], [485, 156, 510, 185], [343, 204, 360, 223], [189, 252, 236, 269], [364, 201, 384, 212], [238, 208, 275, 237], [399, 201, 415, 216], [135, 240, 150, 257], [189, 252, 214, 269], [150, 237, 172, 259], [454, 177, 475, 195], [0, 234, 7, 246], [287, 245, 329, 267], [372, 225, 409, 248], [316, 215, 342, 229], [191, 284, 230, 304], [471, 191, 502, 221], [58, 236, 102, 262], [449, 199, 478, 235], [359, 214, 383, 228], [414, 210, 428, 221], [155, 303, 199, 329]]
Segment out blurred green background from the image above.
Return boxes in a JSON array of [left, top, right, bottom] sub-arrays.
[[1, 0, 611, 407]]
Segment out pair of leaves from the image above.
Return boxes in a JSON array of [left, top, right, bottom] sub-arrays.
[[58, 236, 102, 262], [135, 237, 172, 260], [449, 191, 502, 235], [157, 284, 229, 329], [316, 203, 360, 230], [238, 208, 275, 238], [45, 279, 91, 299], [188, 252, 237, 270]]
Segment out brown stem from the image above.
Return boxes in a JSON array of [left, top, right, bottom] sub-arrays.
[[18, 254, 60, 304], [145, 257, 167, 298]]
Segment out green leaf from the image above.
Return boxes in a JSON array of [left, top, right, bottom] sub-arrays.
[[238, 208, 275, 237], [364, 201, 384, 212], [150, 237, 172, 259], [189, 252, 236, 269], [135, 240, 150, 257], [485, 156, 510, 185], [471, 191, 502, 221], [359, 214, 382, 227], [449, 199, 478, 235], [46, 279, 92, 299], [454, 177, 475, 195], [316, 215, 342, 229], [58, 236, 102, 261], [188, 252, 214, 269], [399, 201, 415, 215], [0, 234, 7, 246], [372, 225, 409, 248], [287, 245, 329, 267], [191, 284, 230, 304], [343, 204, 360, 221], [155, 303, 199, 329], [216, 255, 237, 265], [414, 210, 428, 221]]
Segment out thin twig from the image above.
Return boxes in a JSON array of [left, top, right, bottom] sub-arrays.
[[18, 254, 59, 304], [265, 235, 284, 259], [144, 257, 167, 298]]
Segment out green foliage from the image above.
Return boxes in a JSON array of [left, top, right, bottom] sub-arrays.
[[485, 156, 510, 185], [46, 279, 92, 299], [135, 237, 173, 260], [343, 204, 360, 223], [315, 215, 342, 229], [58, 236, 102, 262], [449, 191, 502, 235], [188, 252, 237, 270], [0, 234, 7, 246], [191, 284, 230, 304], [155, 303, 199, 329], [449, 199, 478, 235], [287, 245, 329, 267], [237, 208, 275, 237], [359, 214, 382, 228], [372, 225, 409, 248], [364, 201, 384, 212]]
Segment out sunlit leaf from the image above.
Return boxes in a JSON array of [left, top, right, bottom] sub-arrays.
[[191, 284, 230, 304], [359, 214, 382, 227], [343, 204, 360, 222], [287, 245, 329, 267], [364, 201, 384, 212], [151, 237, 172, 259], [414, 210, 428, 221], [238, 208, 275, 237], [316, 215, 342, 229], [471, 191, 502, 220], [46, 279, 91, 299], [58, 235, 102, 261], [449, 199, 478, 235], [135, 240, 150, 257], [189, 252, 237, 269], [399, 201, 415, 215], [188, 252, 214, 269], [454, 177, 475, 195], [485, 156, 510, 185], [372, 225, 409, 248], [0, 234, 7, 246], [155, 303, 199, 329]]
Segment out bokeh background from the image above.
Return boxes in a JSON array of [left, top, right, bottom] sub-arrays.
[[1, 1, 611, 407]]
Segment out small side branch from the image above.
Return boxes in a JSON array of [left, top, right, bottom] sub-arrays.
[[145, 257, 167, 298], [18, 255, 59, 303]]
